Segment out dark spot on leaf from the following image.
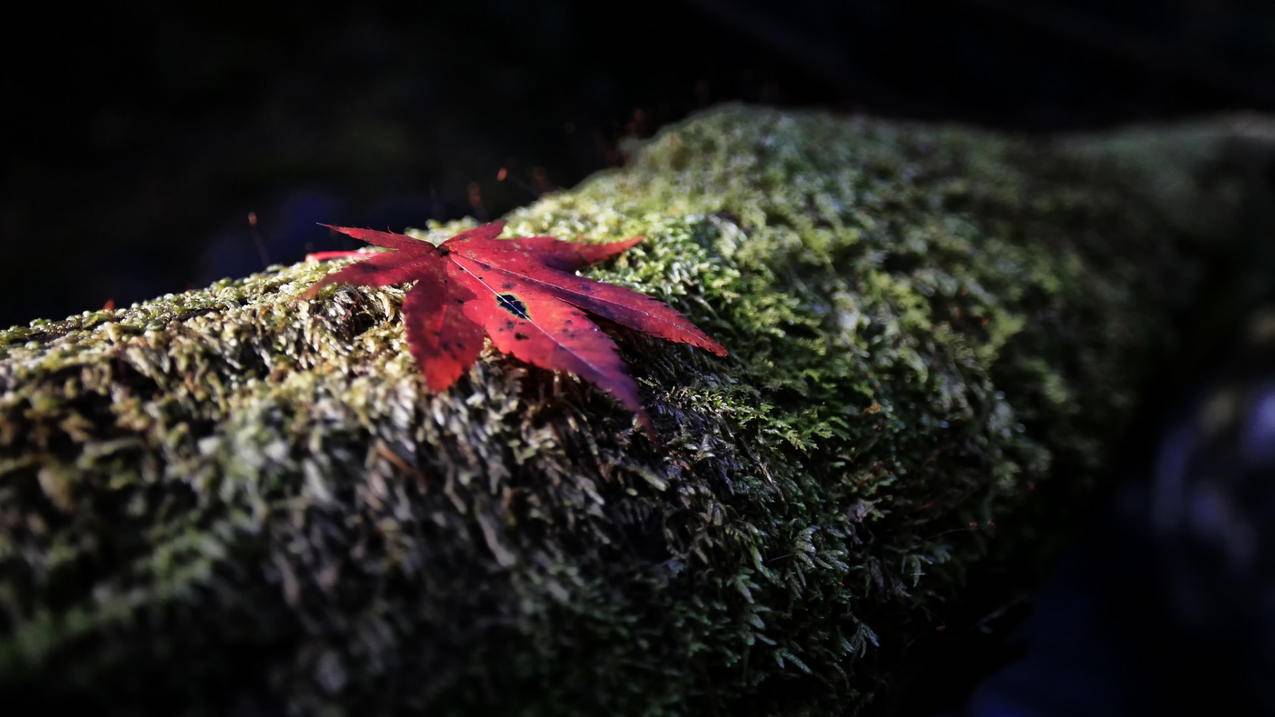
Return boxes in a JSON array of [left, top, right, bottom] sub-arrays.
[[496, 293, 530, 320], [514, 332, 528, 341]]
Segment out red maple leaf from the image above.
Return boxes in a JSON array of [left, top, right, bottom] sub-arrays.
[[302, 221, 727, 434]]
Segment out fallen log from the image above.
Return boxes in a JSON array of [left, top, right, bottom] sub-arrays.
[[1, 106, 1272, 714]]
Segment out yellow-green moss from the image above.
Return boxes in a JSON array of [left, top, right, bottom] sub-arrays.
[[0, 106, 1265, 714]]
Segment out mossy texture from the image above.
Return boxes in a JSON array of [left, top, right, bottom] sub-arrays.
[[0, 106, 1259, 714]]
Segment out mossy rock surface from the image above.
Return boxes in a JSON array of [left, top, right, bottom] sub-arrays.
[[1, 106, 1270, 714]]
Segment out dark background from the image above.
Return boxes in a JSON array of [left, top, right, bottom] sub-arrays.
[[3, 1, 1275, 712], [3, 0, 1274, 329]]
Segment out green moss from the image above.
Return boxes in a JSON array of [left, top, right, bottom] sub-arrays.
[[0, 105, 1263, 714]]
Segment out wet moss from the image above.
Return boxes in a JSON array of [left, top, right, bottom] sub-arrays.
[[0, 106, 1268, 714]]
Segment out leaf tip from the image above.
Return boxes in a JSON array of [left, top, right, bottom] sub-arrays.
[[297, 283, 323, 302]]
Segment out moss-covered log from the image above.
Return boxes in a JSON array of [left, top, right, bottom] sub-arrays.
[[1, 107, 1272, 714]]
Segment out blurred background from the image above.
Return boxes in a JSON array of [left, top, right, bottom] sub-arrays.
[[4, 0, 1275, 328], [4, 2, 1275, 714]]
